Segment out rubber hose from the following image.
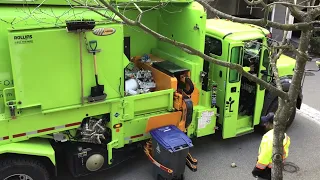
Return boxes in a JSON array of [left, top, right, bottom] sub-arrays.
[[183, 97, 193, 128], [183, 77, 194, 95]]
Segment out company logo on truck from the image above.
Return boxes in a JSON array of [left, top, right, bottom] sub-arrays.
[[0, 92, 13, 98], [0, 79, 14, 87], [92, 28, 116, 36], [14, 35, 32, 40], [14, 35, 33, 44]]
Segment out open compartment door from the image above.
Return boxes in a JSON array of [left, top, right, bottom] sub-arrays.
[[222, 43, 243, 139]]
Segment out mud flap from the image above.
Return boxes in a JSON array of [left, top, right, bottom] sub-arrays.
[[183, 97, 193, 129]]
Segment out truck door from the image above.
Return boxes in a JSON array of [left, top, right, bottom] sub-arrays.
[[252, 48, 268, 125], [222, 43, 243, 139]]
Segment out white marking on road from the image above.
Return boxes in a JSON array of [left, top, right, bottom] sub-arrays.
[[297, 103, 320, 126]]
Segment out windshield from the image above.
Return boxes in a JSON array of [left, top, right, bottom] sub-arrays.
[[242, 39, 263, 73]]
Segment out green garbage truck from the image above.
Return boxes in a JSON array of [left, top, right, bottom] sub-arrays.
[[0, 0, 302, 179]]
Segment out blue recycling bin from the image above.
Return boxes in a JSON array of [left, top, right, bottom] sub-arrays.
[[150, 125, 193, 180]]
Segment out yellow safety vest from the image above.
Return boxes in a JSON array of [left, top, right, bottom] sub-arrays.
[[256, 129, 291, 169]]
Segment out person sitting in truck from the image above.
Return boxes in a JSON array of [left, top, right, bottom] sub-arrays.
[[251, 112, 291, 180]]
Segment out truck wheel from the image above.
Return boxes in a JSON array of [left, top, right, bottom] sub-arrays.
[[265, 99, 296, 130], [0, 158, 50, 180]]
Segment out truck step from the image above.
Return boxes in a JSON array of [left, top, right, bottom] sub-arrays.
[[236, 127, 254, 137]]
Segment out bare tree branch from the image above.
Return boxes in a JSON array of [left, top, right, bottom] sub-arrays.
[[268, 1, 319, 9], [72, 4, 124, 24], [133, 3, 143, 22], [71, 0, 290, 101], [270, 8, 291, 92], [244, 0, 267, 6], [197, 0, 311, 31], [261, 0, 306, 21], [133, 2, 164, 23], [310, 0, 317, 6], [274, 44, 302, 58]]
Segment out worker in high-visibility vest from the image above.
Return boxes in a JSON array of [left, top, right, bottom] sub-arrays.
[[252, 112, 291, 180]]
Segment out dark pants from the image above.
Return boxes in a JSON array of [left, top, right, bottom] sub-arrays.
[[258, 167, 271, 180]]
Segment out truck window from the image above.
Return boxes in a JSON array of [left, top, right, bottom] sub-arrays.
[[262, 49, 269, 68], [204, 36, 222, 56], [229, 46, 243, 83]]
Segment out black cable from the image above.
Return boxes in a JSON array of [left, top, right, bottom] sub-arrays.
[[283, 162, 300, 173]]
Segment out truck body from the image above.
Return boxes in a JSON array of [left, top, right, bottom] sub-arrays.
[[0, 1, 302, 179], [204, 18, 300, 138]]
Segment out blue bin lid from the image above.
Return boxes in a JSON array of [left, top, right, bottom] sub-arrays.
[[150, 125, 193, 153]]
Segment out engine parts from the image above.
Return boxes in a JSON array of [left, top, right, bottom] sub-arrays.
[[78, 117, 108, 144]]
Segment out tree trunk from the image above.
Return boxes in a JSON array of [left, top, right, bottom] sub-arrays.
[[272, 29, 312, 180]]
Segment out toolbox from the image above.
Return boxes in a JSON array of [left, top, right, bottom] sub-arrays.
[[150, 125, 194, 180]]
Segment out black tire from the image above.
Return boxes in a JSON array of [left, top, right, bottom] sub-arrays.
[[0, 157, 50, 180], [262, 98, 296, 132]]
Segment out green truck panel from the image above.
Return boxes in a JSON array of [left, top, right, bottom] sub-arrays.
[[8, 24, 124, 111], [0, 138, 55, 165]]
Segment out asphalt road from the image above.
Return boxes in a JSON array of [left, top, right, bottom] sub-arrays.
[[57, 60, 320, 180], [301, 60, 320, 110]]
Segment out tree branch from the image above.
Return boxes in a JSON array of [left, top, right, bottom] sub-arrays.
[[270, 8, 292, 92], [133, 2, 164, 23], [268, 1, 319, 9], [309, 7, 320, 18], [72, 3, 124, 24], [274, 44, 302, 58], [244, 0, 267, 7], [71, 0, 290, 101], [262, 0, 306, 21], [197, 0, 310, 31], [133, 3, 143, 22]]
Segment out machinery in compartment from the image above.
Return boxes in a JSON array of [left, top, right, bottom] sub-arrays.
[[128, 54, 196, 131], [124, 56, 157, 96]]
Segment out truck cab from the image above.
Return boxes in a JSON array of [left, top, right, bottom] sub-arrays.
[[204, 19, 299, 139]]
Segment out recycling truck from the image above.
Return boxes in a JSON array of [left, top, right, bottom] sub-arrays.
[[0, 0, 302, 180]]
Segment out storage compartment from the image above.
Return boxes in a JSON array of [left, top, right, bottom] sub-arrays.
[[124, 55, 179, 96], [150, 125, 193, 180], [122, 55, 180, 116]]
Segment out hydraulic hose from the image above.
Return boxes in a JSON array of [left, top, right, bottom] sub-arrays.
[[183, 77, 194, 95]]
